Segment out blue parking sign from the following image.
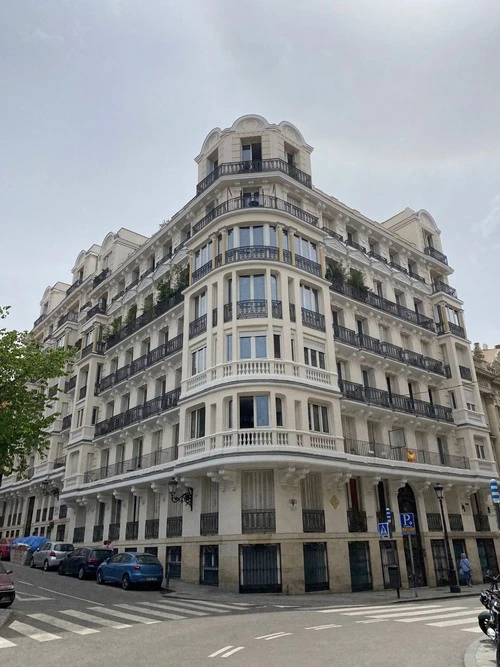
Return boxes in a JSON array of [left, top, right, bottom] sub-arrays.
[[400, 512, 416, 534]]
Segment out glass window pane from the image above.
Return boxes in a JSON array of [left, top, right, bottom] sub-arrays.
[[313, 405, 320, 432], [255, 336, 267, 358], [269, 226, 277, 247], [271, 275, 277, 301], [253, 227, 264, 246], [239, 276, 250, 301], [276, 397, 283, 427], [255, 396, 269, 426], [319, 352, 325, 369], [227, 229, 234, 250], [226, 334, 233, 362], [253, 275, 265, 300], [282, 230, 289, 251], [321, 406, 329, 433], [310, 242, 317, 261], [310, 350, 317, 367], [273, 334, 281, 359], [240, 228, 250, 247], [240, 337, 251, 359]]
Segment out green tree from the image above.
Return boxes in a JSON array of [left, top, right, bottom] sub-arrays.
[[0, 307, 73, 474]]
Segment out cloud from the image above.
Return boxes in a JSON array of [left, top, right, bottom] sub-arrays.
[[474, 195, 500, 240]]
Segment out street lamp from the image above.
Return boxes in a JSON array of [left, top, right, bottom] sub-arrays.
[[434, 484, 461, 593], [168, 478, 193, 511], [40, 480, 59, 498]]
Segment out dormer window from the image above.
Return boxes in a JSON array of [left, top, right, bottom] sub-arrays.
[[207, 150, 218, 174], [284, 143, 298, 166], [78, 269, 84, 282]]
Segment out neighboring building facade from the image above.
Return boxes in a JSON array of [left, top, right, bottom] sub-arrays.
[[474, 343, 500, 469], [0, 115, 498, 593]]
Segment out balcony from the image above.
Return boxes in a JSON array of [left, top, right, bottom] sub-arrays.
[[196, 158, 312, 197], [93, 524, 104, 542], [108, 523, 120, 540], [426, 513, 443, 531], [367, 250, 387, 264], [200, 512, 219, 536], [474, 514, 490, 532], [92, 268, 110, 289], [83, 446, 179, 483], [145, 519, 159, 539], [459, 366, 473, 381], [192, 195, 318, 236], [33, 314, 46, 328], [409, 270, 426, 284], [436, 321, 467, 339], [242, 509, 276, 534], [66, 279, 82, 296], [347, 509, 367, 533], [166, 516, 182, 538], [389, 261, 408, 275], [97, 334, 183, 395], [191, 260, 213, 283], [86, 303, 107, 320], [448, 514, 464, 531], [65, 376, 77, 393], [225, 245, 279, 264], [73, 527, 85, 543], [57, 311, 79, 329], [189, 314, 207, 339], [295, 254, 321, 277], [330, 280, 435, 332], [81, 341, 106, 359], [126, 521, 139, 540], [302, 509, 326, 533], [106, 292, 184, 349], [53, 456, 66, 469], [301, 308, 326, 332], [339, 380, 454, 423], [78, 386, 87, 400], [424, 246, 448, 265], [345, 238, 367, 254], [432, 281, 457, 298], [111, 290, 125, 304], [141, 265, 155, 280]]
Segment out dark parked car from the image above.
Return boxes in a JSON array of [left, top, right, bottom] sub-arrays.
[[0, 538, 13, 561], [0, 562, 15, 607], [58, 547, 111, 580], [97, 552, 163, 590]]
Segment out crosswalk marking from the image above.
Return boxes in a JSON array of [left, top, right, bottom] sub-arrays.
[[86, 606, 161, 625], [317, 603, 424, 614], [59, 609, 132, 629], [171, 599, 244, 611], [427, 616, 481, 628], [398, 610, 479, 623], [0, 637, 16, 649], [462, 627, 484, 633], [341, 604, 441, 616], [209, 646, 234, 657], [142, 601, 208, 616], [134, 602, 187, 620], [27, 613, 100, 635], [221, 647, 244, 657], [115, 604, 187, 620], [157, 599, 229, 614], [357, 606, 467, 619], [9, 620, 61, 642]]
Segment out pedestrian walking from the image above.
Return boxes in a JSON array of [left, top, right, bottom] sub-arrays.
[[459, 552, 472, 586]]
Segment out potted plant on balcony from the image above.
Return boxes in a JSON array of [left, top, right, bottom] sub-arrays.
[[325, 261, 346, 285], [126, 304, 137, 324], [347, 269, 369, 299]]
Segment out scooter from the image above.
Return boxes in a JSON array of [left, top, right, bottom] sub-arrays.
[[478, 574, 500, 641]]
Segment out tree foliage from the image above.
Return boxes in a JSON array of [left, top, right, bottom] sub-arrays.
[[0, 307, 73, 475]]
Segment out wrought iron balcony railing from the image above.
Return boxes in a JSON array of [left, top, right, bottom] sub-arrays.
[[108, 523, 120, 540], [347, 509, 367, 532], [432, 281, 457, 297], [424, 246, 448, 265], [242, 509, 276, 534], [189, 314, 208, 339], [345, 238, 366, 253], [92, 268, 110, 289], [73, 527, 85, 543], [448, 514, 464, 531], [57, 310, 79, 329], [301, 307, 326, 331], [459, 366, 472, 381], [93, 524, 104, 542], [196, 158, 312, 196], [86, 303, 107, 320], [200, 513, 219, 536], [426, 512, 443, 531], [126, 521, 139, 540], [436, 321, 467, 339], [473, 514, 490, 532], [145, 519, 159, 539], [166, 516, 182, 537], [302, 509, 326, 533]]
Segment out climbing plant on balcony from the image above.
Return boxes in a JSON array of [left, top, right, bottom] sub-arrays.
[[0, 306, 74, 475], [125, 304, 137, 324], [325, 261, 346, 284], [347, 269, 368, 292]]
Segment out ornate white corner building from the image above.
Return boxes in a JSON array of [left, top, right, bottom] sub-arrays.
[[1, 115, 498, 593]]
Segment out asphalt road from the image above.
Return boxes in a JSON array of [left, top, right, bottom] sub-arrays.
[[0, 563, 489, 665]]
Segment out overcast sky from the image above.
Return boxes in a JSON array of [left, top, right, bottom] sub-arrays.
[[1, 0, 500, 346]]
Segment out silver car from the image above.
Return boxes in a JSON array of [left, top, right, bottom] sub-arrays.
[[30, 542, 74, 571]]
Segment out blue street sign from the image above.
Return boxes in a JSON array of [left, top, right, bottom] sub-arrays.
[[378, 522, 390, 539], [400, 512, 416, 535], [490, 479, 500, 504], [386, 507, 392, 523]]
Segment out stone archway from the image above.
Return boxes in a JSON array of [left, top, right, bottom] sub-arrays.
[[398, 483, 428, 587]]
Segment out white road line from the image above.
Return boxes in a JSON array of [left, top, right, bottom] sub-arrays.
[[462, 627, 484, 633], [17, 581, 34, 586], [172, 599, 245, 611], [143, 601, 208, 616], [0, 637, 16, 649], [317, 604, 424, 614], [357, 619, 390, 624], [428, 617, 482, 628], [115, 604, 188, 620], [86, 606, 160, 624], [134, 602, 187, 620], [59, 609, 131, 629], [305, 624, 342, 630], [341, 604, 441, 617], [158, 600, 229, 614], [37, 587, 104, 606], [398, 610, 482, 623], [222, 647, 244, 657], [255, 632, 292, 641], [358, 606, 468, 620], [9, 620, 61, 642], [209, 646, 234, 657], [27, 613, 99, 635]]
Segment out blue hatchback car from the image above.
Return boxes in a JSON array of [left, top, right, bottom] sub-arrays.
[[96, 552, 164, 590]]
